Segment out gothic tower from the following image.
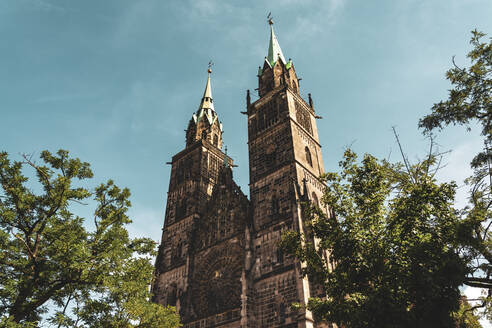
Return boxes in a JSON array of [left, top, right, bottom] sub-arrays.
[[152, 69, 252, 327], [246, 19, 328, 328], [154, 19, 330, 328]]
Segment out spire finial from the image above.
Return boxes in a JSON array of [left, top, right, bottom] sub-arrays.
[[267, 12, 273, 25], [208, 60, 213, 74]]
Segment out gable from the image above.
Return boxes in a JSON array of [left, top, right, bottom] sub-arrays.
[[192, 168, 250, 251]]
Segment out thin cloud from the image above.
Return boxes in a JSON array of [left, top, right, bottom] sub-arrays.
[[32, 93, 98, 104], [28, 0, 67, 13]]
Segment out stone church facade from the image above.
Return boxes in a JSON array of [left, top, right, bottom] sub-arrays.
[[152, 20, 331, 328]]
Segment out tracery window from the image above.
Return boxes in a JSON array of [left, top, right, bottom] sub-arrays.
[[265, 100, 279, 128], [295, 102, 312, 135], [176, 198, 187, 219], [305, 146, 313, 167], [208, 155, 220, 181], [254, 99, 281, 135]]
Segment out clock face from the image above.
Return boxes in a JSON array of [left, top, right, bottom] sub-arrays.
[[192, 244, 243, 317]]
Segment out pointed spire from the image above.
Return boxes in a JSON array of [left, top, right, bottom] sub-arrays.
[[266, 18, 286, 67], [191, 65, 222, 132], [198, 67, 214, 111]]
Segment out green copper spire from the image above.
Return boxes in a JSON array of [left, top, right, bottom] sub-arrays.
[[199, 68, 214, 111], [191, 67, 222, 132], [266, 18, 286, 67]]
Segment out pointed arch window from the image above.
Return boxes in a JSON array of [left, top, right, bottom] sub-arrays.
[[272, 194, 280, 215], [213, 134, 218, 146], [201, 130, 208, 141], [276, 248, 284, 264], [305, 146, 313, 167], [278, 302, 286, 324], [176, 198, 187, 219], [312, 192, 319, 207], [167, 284, 177, 306]]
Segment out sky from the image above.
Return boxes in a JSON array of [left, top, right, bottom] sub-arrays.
[[1, 0, 492, 325]]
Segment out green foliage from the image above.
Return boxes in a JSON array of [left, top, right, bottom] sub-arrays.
[[419, 30, 491, 169], [453, 299, 483, 328], [280, 149, 468, 328], [0, 150, 181, 327], [420, 30, 492, 314]]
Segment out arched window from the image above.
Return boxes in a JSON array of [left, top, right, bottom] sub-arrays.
[[176, 243, 182, 259], [213, 134, 218, 146], [278, 302, 286, 324], [176, 198, 187, 219], [167, 284, 177, 306], [305, 146, 313, 167], [276, 248, 284, 264], [272, 195, 280, 215], [201, 130, 207, 141], [312, 192, 319, 207]]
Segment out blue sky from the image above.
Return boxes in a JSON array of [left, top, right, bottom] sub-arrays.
[[1, 0, 492, 323]]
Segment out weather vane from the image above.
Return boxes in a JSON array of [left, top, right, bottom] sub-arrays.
[[208, 60, 214, 73], [267, 12, 273, 25]]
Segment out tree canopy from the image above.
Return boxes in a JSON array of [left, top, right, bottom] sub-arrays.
[[281, 149, 468, 328], [419, 30, 491, 169], [420, 30, 492, 317], [0, 150, 181, 327]]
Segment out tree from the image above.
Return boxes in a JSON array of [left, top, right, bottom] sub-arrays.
[[454, 298, 483, 328], [279, 31, 491, 327], [420, 30, 492, 316], [0, 150, 181, 327], [419, 30, 491, 169], [281, 149, 469, 328]]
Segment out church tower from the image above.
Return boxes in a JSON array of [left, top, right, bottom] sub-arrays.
[[246, 19, 328, 328], [153, 19, 331, 328], [153, 69, 252, 327]]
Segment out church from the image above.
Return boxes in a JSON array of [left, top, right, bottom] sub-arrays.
[[152, 19, 331, 328]]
